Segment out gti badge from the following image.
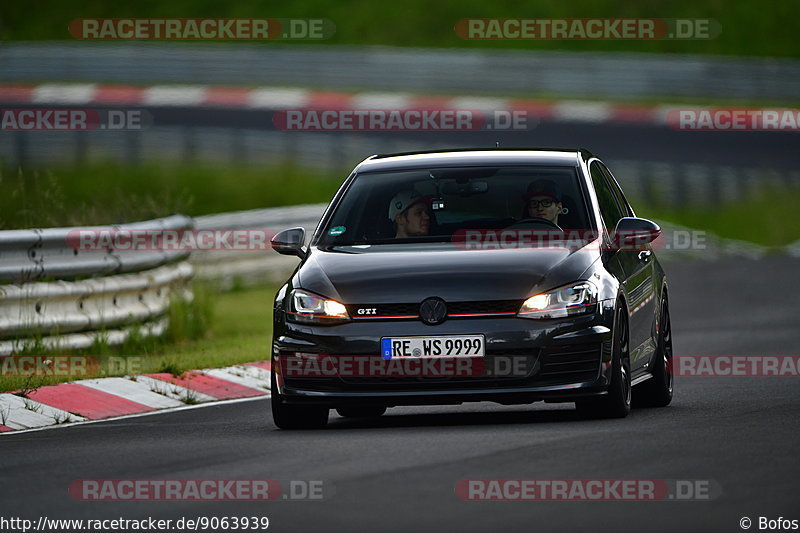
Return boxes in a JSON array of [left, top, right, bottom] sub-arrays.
[[357, 308, 377, 315]]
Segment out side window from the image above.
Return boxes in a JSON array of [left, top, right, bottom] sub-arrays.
[[599, 163, 633, 217], [589, 161, 624, 232]]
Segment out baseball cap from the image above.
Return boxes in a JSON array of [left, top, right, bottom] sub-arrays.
[[388, 190, 432, 220], [522, 179, 562, 202]]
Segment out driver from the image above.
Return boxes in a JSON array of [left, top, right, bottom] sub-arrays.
[[522, 180, 563, 225], [388, 189, 433, 237]]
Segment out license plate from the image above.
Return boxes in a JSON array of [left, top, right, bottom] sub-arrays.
[[381, 335, 485, 359]]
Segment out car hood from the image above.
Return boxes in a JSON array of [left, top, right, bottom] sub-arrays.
[[297, 244, 599, 303]]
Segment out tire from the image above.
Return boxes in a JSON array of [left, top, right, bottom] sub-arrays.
[[270, 370, 329, 429], [336, 406, 387, 418], [576, 306, 631, 419], [636, 296, 673, 407]]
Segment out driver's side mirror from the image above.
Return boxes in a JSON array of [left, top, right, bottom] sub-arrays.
[[271, 227, 306, 258], [610, 217, 661, 250]]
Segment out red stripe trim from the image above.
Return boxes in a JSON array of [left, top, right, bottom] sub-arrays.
[[26, 383, 154, 419], [610, 104, 658, 123], [0, 85, 35, 102], [353, 312, 517, 319], [306, 91, 354, 109], [203, 87, 252, 107], [0, 84, 668, 127], [352, 315, 418, 319], [143, 371, 265, 400], [406, 95, 456, 109], [508, 98, 557, 118], [92, 85, 144, 104], [448, 312, 517, 317]]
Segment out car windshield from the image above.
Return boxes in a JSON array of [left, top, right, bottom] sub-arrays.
[[315, 166, 594, 249]]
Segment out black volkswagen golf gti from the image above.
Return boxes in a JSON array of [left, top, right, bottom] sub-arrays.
[[269, 148, 673, 429]]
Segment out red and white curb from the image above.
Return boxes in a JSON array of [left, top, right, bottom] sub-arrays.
[[0, 361, 271, 433], [0, 83, 679, 126]]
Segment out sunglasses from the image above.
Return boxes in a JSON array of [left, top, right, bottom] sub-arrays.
[[527, 198, 556, 208]]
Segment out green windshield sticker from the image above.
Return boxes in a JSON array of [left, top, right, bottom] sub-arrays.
[[329, 226, 346, 236]]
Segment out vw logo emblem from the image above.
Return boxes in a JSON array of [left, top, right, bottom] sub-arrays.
[[419, 297, 447, 325]]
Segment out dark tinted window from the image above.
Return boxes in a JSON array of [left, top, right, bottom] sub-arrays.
[[590, 161, 624, 231], [599, 163, 633, 218], [316, 166, 593, 247]]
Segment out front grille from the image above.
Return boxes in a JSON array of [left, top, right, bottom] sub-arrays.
[[534, 343, 602, 385], [348, 300, 521, 320], [448, 300, 519, 316]]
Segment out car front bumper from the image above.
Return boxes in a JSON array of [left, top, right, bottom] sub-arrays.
[[272, 299, 617, 407]]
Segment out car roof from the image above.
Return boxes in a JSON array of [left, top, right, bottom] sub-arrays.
[[355, 148, 594, 173]]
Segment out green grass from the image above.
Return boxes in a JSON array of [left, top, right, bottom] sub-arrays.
[[133, 284, 275, 376], [0, 284, 277, 393], [1, 0, 799, 58], [0, 162, 342, 229], [637, 186, 800, 247]]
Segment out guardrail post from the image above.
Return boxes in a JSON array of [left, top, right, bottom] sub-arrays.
[[230, 128, 246, 166], [182, 127, 196, 163], [13, 131, 28, 169], [125, 130, 141, 166], [75, 131, 88, 166]]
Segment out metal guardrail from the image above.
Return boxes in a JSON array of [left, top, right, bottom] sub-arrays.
[[0, 318, 170, 357], [191, 204, 325, 288], [0, 207, 323, 355], [0, 230, 42, 284], [0, 215, 193, 284], [2, 43, 800, 101], [0, 264, 191, 354], [0, 262, 193, 337], [0, 215, 194, 355]]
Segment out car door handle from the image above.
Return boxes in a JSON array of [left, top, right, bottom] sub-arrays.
[[638, 250, 652, 261]]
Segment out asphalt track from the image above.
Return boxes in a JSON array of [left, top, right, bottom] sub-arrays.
[[2, 255, 799, 533]]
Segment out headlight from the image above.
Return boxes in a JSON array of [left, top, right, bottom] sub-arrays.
[[288, 289, 350, 324], [518, 281, 598, 319]]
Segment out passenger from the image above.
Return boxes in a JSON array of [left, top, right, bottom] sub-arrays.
[[388, 190, 432, 237]]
